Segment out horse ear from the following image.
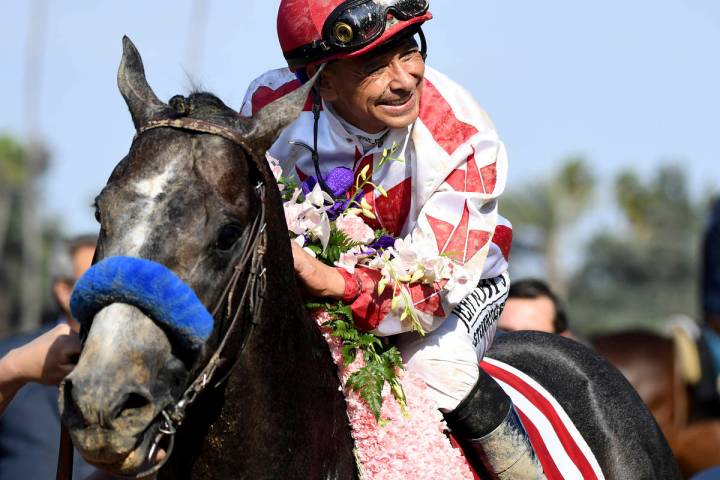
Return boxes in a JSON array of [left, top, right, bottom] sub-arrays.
[[117, 36, 173, 129], [239, 72, 320, 154]]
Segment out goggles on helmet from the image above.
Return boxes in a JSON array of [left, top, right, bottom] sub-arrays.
[[285, 0, 430, 69], [325, 0, 429, 50]]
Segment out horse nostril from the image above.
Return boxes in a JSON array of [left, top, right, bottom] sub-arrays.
[[60, 378, 87, 429], [115, 391, 153, 420]]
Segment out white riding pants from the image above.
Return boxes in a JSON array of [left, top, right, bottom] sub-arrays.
[[395, 273, 509, 411]]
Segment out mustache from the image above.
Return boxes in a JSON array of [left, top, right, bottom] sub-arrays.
[[377, 90, 415, 106]]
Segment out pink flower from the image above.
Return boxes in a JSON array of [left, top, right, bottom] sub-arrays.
[[336, 214, 376, 244], [311, 311, 475, 480]]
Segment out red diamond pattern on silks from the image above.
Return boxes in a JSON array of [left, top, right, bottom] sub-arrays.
[[410, 280, 448, 316], [480, 162, 498, 194], [492, 224, 513, 261], [427, 200, 491, 264], [445, 168, 466, 192], [350, 149, 384, 231], [445, 147, 498, 195], [251, 81, 315, 115], [374, 177, 412, 237], [348, 148, 412, 236]]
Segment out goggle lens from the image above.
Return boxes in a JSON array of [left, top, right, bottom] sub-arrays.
[[392, 0, 430, 19], [333, 3, 385, 45], [328, 0, 429, 49]]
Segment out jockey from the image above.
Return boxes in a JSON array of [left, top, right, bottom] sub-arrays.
[[241, 1, 543, 476]]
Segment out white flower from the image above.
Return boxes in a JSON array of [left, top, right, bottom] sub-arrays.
[[386, 237, 421, 282], [365, 249, 391, 270], [336, 214, 375, 244], [266, 153, 284, 190], [284, 189, 308, 235], [306, 182, 333, 208], [444, 265, 475, 305], [283, 186, 332, 251], [306, 209, 331, 251], [335, 246, 364, 274]]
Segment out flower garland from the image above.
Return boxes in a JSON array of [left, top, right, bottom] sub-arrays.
[[314, 311, 476, 480], [276, 145, 461, 421]]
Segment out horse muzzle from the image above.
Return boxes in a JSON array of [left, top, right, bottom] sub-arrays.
[[59, 303, 188, 474]]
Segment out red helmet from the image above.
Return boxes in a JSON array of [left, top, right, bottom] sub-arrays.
[[278, 0, 433, 71]]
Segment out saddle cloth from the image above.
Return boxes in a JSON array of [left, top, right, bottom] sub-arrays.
[[481, 358, 605, 480]]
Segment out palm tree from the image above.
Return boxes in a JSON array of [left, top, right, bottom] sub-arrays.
[[502, 156, 595, 297], [0, 137, 27, 265]]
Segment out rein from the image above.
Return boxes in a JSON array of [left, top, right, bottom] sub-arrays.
[[58, 117, 269, 480]]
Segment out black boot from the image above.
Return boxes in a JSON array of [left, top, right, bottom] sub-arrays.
[[444, 370, 545, 479]]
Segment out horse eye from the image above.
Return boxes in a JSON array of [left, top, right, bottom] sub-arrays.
[[94, 208, 101, 223], [216, 225, 243, 251]]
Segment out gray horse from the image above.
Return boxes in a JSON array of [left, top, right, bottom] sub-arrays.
[[60, 38, 680, 479]]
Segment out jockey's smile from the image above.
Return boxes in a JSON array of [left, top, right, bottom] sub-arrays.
[[312, 36, 425, 133]]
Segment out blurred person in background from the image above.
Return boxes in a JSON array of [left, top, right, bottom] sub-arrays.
[[702, 197, 720, 330], [696, 197, 720, 417], [498, 278, 572, 337], [0, 323, 80, 415], [0, 234, 96, 479]]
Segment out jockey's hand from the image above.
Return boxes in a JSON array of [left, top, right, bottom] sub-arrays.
[[291, 242, 345, 299], [8, 323, 81, 386]]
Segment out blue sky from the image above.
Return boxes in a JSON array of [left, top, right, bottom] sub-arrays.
[[1, 0, 719, 234]]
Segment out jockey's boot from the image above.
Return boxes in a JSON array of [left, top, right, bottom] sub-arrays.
[[444, 370, 546, 479]]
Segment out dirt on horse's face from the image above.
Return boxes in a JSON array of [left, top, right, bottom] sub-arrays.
[[58, 37, 312, 476]]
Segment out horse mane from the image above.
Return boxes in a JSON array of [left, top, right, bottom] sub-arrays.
[[168, 91, 240, 124]]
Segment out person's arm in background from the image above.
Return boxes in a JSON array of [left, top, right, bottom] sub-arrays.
[[0, 323, 80, 415]]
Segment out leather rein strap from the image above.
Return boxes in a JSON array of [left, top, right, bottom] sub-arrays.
[[57, 117, 268, 480]]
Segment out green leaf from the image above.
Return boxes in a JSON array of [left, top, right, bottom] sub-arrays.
[[309, 300, 407, 424], [342, 345, 358, 365], [313, 227, 364, 266], [347, 364, 386, 421]]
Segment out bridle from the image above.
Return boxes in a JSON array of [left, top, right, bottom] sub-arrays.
[[58, 117, 270, 480], [134, 118, 270, 478]]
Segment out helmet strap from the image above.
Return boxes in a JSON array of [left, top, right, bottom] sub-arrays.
[[310, 90, 333, 194], [418, 27, 428, 61], [309, 65, 333, 194]]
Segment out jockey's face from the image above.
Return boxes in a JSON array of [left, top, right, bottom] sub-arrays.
[[317, 37, 425, 133]]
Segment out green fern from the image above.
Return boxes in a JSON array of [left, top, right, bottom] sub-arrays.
[[309, 300, 407, 422], [318, 227, 363, 265]]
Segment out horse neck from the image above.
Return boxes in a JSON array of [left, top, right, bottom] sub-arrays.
[[177, 211, 358, 479]]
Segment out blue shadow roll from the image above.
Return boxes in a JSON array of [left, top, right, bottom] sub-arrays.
[[70, 256, 214, 351]]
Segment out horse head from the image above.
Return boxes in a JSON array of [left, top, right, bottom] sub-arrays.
[[58, 37, 318, 476]]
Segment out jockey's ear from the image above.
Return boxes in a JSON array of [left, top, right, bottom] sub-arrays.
[[117, 36, 174, 129], [311, 64, 339, 103], [237, 71, 320, 155]]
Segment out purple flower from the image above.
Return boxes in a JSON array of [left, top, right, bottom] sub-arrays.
[[325, 167, 354, 198], [302, 167, 355, 200], [327, 201, 346, 221], [370, 235, 396, 250], [301, 176, 318, 197]]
